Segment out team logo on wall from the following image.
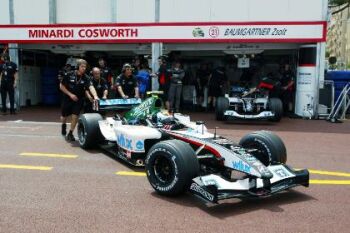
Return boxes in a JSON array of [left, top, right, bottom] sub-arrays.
[[192, 27, 205, 37], [209, 26, 220, 38]]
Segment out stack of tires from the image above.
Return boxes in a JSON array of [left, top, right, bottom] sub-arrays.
[[42, 68, 60, 105]]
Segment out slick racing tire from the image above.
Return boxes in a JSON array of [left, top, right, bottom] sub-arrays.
[[78, 113, 103, 149], [216, 97, 229, 121], [145, 140, 199, 196], [268, 98, 283, 122], [239, 131, 287, 166]]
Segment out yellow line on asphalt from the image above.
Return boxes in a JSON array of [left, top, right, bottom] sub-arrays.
[[115, 171, 146, 177], [310, 180, 350, 185], [0, 164, 53, 171], [308, 169, 350, 178], [20, 152, 78, 159]]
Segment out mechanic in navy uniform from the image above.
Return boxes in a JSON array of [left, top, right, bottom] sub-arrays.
[[279, 64, 295, 114], [98, 58, 113, 88], [60, 59, 99, 141], [85, 67, 108, 113], [115, 63, 140, 99], [0, 54, 18, 114]]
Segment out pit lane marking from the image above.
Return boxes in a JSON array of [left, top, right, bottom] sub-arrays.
[[308, 169, 350, 178], [0, 164, 53, 171], [20, 152, 78, 159], [115, 171, 146, 177], [310, 180, 350, 185]]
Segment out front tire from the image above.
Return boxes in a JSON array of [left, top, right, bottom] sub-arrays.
[[78, 113, 103, 149], [216, 97, 229, 121], [145, 140, 199, 196], [239, 131, 287, 166]]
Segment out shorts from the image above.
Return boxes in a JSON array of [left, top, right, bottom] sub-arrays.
[[61, 99, 84, 117]]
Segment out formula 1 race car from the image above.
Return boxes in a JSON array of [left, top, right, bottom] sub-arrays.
[[78, 93, 309, 203], [216, 78, 284, 122]]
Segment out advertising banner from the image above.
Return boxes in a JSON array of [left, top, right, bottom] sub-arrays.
[[0, 22, 326, 44]]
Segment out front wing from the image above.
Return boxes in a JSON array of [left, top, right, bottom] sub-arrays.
[[189, 164, 309, 203], [224, 110, 275, 120]]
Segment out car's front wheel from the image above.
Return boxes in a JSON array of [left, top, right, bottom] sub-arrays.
[[145, 140, 199, 196], [216, 97, 229, 121], [268, 98, 283, 122]]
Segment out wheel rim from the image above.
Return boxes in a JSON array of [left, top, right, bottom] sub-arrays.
[[78, 123, 86, 145], [153, 155, 175, 184]]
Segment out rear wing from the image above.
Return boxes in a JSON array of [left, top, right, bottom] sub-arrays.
[[98, 98, 142, 111]]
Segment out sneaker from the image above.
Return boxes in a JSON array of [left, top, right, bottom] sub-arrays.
[[65, 132, 75, 142], [61, 124, 67, 136]]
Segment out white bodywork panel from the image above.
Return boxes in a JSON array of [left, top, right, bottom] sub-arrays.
[[98, 117, 161, 153], [114, 125, 161, 152], [200, 165, 296, 190]]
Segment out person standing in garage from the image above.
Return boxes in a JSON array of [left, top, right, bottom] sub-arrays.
[[0, 54, 18, 115], [60, 59, 99, 141], [207, 66, 226, 111], [115, 63, 140, 99], [168, 61, 185, 112], [279, 64, 295, 115], [196, 63, 211, 108], [157, 56, 171, 110], [98, 58, 113, 89]]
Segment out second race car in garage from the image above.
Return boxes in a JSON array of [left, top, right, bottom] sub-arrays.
[[216, 77, 284, 122], [78, 93, 309, 203]]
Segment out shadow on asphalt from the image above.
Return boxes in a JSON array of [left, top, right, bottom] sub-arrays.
[[151, 189, 316, 218]]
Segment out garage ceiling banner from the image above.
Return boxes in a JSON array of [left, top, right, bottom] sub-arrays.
[[0, 22, 326, 44]]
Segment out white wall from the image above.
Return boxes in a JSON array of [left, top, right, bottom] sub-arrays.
[[116, 0, 155, 23], [1, 0, 326, 25], [13, 0, 49, 24], [0, 0, 10, 24], [56, 0, 111, 23], [160, 0, 325, 22]]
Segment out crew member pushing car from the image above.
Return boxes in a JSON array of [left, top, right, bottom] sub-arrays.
[[60, 59, 99, 141], [115, 63, 139, 99], [85, 67, 108, 113]]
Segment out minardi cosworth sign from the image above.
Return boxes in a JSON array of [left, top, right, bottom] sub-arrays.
[[0, 22, 326, 43]]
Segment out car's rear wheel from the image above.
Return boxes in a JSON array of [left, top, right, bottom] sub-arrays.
[[78, 113, 103, 149], [216, 97, 229, 121], [239, 131, 287, 166], [145, 140, 199, 196], [268, 98, 283, 122]]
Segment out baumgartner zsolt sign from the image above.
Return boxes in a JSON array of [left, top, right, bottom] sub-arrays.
[[0, 22, 326, 44]]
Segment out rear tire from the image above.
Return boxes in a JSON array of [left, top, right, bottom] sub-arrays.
[[269, 98, 283, 122], [216, 97, 229, 121], [78, 113, 103, 149], [145, 140, 199, 196], [239, 131, 287, 166]]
